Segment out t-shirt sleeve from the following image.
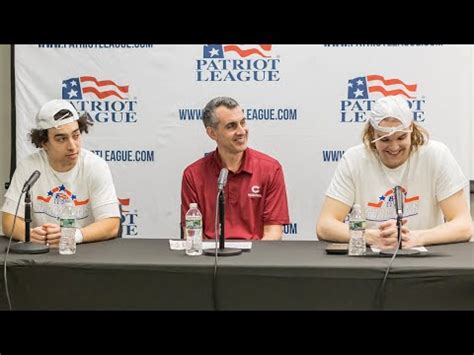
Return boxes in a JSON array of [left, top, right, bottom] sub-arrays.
[[263, 164, 290, 225], [2, 197, 25, 219], [325, 154, 354, 207], [93, 203, 121, 221], [2, 160, 31, 218], [435, 143, 468, 202], [89, 159, 120, 220]]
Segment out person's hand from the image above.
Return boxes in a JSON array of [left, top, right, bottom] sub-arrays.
[[401, 229, 422, 249], [376, 219, 409, 249], [43, 223, 61, 248], [30, 226, 47, 244]]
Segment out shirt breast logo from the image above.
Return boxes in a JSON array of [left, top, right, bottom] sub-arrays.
[[248, 185, 262, 198]]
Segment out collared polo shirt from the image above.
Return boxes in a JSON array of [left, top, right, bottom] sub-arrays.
[[181, 148, 289, 240]]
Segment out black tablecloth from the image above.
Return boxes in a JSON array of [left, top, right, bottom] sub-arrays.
[[1, 238, 473, 310]]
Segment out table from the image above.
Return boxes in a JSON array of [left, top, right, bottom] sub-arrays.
[[1, 238, 473, 310]]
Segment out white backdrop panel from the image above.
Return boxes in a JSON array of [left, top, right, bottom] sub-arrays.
[[14, 44, 473, 240]]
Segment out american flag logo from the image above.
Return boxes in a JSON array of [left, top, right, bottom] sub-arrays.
[[37, 184, 89, 206], [203, 45, 272, 58], [62, 76, 129, 100], [367, 187, 419, 208], [347, 75, 417, 99]]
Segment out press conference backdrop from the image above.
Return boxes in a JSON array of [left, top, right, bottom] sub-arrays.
[[13, 44, 474, 240]]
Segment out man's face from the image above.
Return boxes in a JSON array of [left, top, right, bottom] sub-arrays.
[[373, 118, 412, 169], [43, 121, 82, 172], [207, 106, 248, 155]]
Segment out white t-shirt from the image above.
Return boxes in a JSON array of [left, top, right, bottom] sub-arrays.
[[326, 140, 469, 230], [2, 148, 120, 229]]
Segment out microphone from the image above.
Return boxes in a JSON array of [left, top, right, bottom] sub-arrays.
[[21, 170, 41, 193], [217, 168, 228, 191], [393, 185, 404, 219], [380, 185, 419, 256]]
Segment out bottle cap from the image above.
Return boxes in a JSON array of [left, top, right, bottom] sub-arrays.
[[190, 203, 197, 208]]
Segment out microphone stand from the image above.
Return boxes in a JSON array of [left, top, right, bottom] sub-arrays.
[[10, 189, 49, 254], [380, 210, 419, 256], [396, 214, 403, 250], [204, 189, 241, 256]]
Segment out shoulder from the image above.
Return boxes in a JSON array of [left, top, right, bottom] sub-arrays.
[[24, 150, 44, 163], [417, 140, 451, 157], [247, 148, 282, 169], [412, 141, 460, 175], [344, 144, 366, 156], [183, 153, 211, 175], [16, 151, 44, 171], [424, 139, 449, 151], [80, 149, 110, 170], [341, 144, 373, 164]]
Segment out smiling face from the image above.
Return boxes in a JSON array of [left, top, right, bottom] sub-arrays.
[[206, 105, 248, 155], [43, 121, 82, 172], [373, 118, 412, 169]]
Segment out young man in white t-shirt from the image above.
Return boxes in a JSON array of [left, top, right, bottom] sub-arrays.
[[317, 95, 472, 249], [2, 99, 120, 247]]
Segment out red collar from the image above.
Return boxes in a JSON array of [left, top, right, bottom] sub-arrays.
[[211, 148, 253, 176]]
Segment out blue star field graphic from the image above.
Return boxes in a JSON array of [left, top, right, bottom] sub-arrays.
[[203, 45, 224, 58], [62, 78, 83, 100], [348, 77, 369, 99]]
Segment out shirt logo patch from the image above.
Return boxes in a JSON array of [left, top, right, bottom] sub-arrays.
[[35, 184, 89, 219], [248, 185, 262, 198], [366, 187, 419, 222]]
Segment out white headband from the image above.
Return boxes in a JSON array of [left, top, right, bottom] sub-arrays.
[[369, 96, 413, 143]]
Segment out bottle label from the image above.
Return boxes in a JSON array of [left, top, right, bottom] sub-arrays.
[[349, 219, 366, 230], [185, 217, 202, 229], [60, 218, 75, 228]]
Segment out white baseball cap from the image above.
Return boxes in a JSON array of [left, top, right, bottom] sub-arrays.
[[35, 99, 79, 130], [369, 96, 413, 143]]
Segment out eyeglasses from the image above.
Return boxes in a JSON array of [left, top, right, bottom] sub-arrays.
[[53, 109, 73, 121]]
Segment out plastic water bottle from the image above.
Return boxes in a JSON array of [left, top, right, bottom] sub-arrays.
[[348, 204, 366, 256], [185, 203, 202, 256], [59, 201, 76, 255]]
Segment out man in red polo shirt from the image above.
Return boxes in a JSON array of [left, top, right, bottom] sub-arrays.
[[181, 97, 290, 240]]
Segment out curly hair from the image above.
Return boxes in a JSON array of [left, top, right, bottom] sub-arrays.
[[29, 113, 94, 148]]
